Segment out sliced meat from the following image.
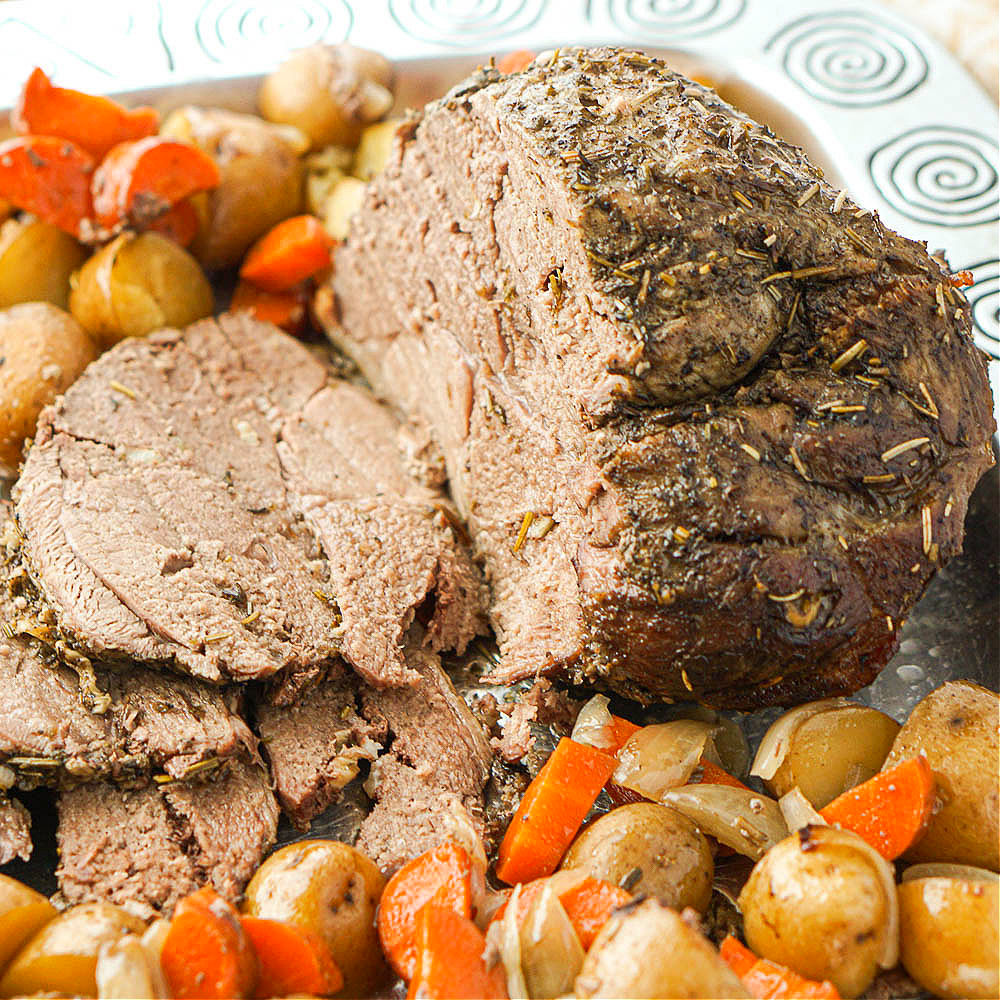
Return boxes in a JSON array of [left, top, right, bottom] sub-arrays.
[[255, 664, 384, 828], [56, 760, 277, 916], [357, 644, 492, 873], [322, 47, 996, 707], [14, 316, 484, 688], [495, 679, 581, 763], [0, 582, 255, 788], [0, 794, 31, 864]]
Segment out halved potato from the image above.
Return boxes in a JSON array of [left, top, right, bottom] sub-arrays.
[[751, 699, 900, 808], [0, 217, 87, 310], [0, 874, 57, 974], [69, 231, 213, 347]]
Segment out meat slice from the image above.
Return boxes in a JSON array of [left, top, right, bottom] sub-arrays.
[[56, 759, 278, 916], [322, 47, 996, 707], [0, 581, 255, 787], [254, 664, 384, 828], [0, 794, 31, 864], [13, 315, 484, 687], [357, 645, 492, 873]]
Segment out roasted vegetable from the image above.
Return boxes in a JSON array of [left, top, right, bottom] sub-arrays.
[[0, 903, 145, 999], [242, 839, 388, 997], [320, 175, 366, 240], [258, 44, 394, 149], [0, 302, 96, 473], [883, 680, 999, 870], [353, 119, 402, 180], [161, 107, 305, 270], [574, 898, 749, 998], [561, 803, 713, 913], [898, 873, 999, 999], [751, 699, 900, 808], [304, 144, 353, 215], [738, 826, 898, 998], [0, 216, 87, 309], [0, 875, 57, 975], [69, 230, 213, 346], [613, 720, 717, 800], [240, 214, 332, 292]]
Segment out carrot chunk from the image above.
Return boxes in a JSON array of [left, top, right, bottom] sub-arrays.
[[495, 737, 617, 885], [497, 50, 537, 74], [240, 916, 343, 999], [146, 197, 200, 248], [720, 934, 758, 978], [161, 887, 257, 999], [378, 841, 475, 981], [91, 136, 220, 230], [13, 67, 158, 160], [407, 904, 508, 1000], [0, 135, 94, 237], [606, 715, 642, 754], [229, 279, 307, 334], [240, 215, 334, 293], [558, 877, 632, 949], [819, 755, 935, 860], [694, 758, 749, 789], [743, 958, 841, 999]]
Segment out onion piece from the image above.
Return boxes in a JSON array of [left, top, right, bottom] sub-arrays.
[[520, 882, 585, 999], [804, 825, 899, 970], [488, 882, 529, 1000], [902, 862, 999, 883], [97, 935, 168, 999], [778, 787, 827, 832], [571, 695, 617, 752], [613, 720, 717, 800], [660, 784, 787, 860], [750, 698, 854, 781]]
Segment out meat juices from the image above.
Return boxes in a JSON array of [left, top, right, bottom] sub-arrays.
[[322, 47, 996, 708]]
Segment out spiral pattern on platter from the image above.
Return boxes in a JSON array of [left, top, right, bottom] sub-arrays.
[[195, 0, 351, 64], [868, 126, 998, 228], [388, 0, 545, 47], [606, 0, 745, 41], [766, 11, 927, 107], [962, 260, 999, 358]]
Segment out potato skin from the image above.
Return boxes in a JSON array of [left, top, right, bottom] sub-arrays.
[[0, 902, 145, 998], [0, 303, 96, 473], [574, 898, 749, 998], [0, 217, 87, 311], [162, 107, 305, 270], [898, 877, 999, 999], [242, 839, 388, 996], [561, 803, 713, 913], [738, 829, 891, 998], [884, 681, 999, 871]]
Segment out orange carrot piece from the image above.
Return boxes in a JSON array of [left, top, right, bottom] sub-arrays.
[[0, 135, 94, 237], [720, 934, 758, 978], [819, 755, 935, 860], [558, 877, 632, 949], [240, 916, 343, 999], [495, 737, 617, 886], [92, 136, 220, 230], [497, 50, 537, 74], [240, 215, 334, 293], [378, 841, 475, 981], [606, 715, 642, 754], [161, 887, 257, 1000], [229, 279, 307, 334], [694, 758, 749, 790], [13, 67, 158, 160], [743, 959, 841, 999], [407, 904, 508, 1000], [146, 197, 200, 247], [949, 269, 974, 287]]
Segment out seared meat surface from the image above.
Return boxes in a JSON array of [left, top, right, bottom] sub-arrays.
[[322, 47, 995, 707], [0, 795, 31, 864], [13, 316, 485, 689]]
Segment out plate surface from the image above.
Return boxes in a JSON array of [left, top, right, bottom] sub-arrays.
[[0, 0, 997, 905]]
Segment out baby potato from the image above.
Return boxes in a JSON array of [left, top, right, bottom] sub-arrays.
[[561, 804, 713, 913], [70, 231, 213, 347], [162, 107, 305, 270], [752, 699, 900, 808], [242, 839, 388, 996], [0, 874, 57, 974], [738, 826, 897, 998], [259, 44, 394, 149], [898, 876, 998, 999], [884, 680, 999, 870], [0, 902, 145, 998], [353, 119, 403, 181], [574, 898, 749, 998], [0, 302, 97, 473], [0, 217, 87, 310], [321, 175, 367, 240]]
